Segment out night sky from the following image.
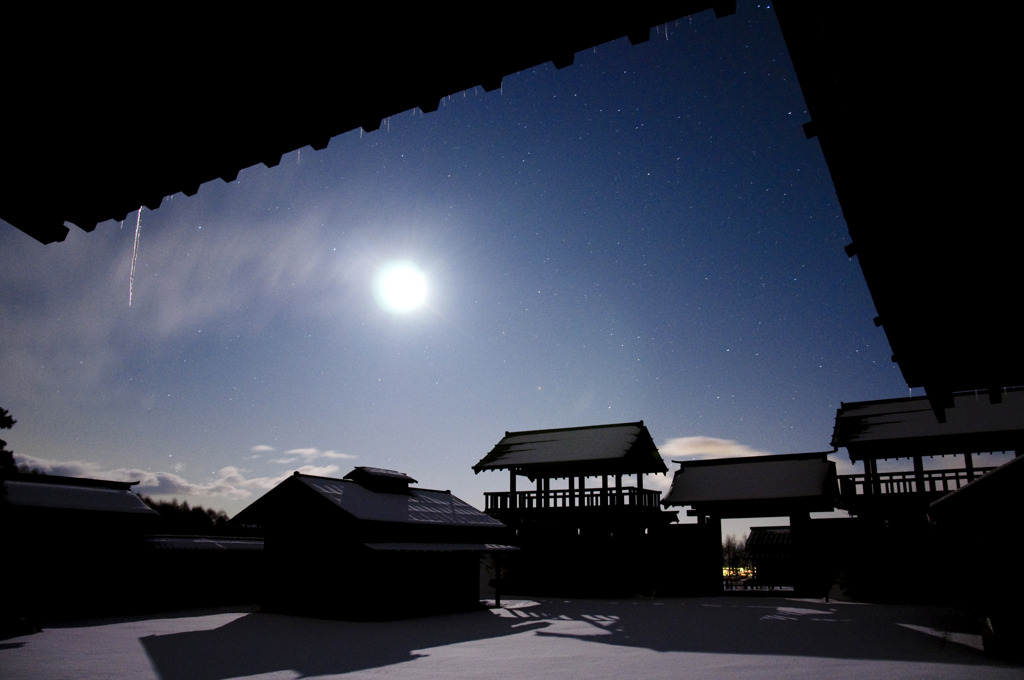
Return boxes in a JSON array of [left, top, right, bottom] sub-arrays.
[[0, 5, 912, 532]]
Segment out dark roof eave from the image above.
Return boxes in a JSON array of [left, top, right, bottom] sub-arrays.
[[666, 497, 837, 518], [474, 460, 669, 477]]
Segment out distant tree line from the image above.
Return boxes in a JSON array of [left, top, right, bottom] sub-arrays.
[[140, 496, 232, 534], [723, 534, 750, 577]]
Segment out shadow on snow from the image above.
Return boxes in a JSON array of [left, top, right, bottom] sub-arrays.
[[136, 596, 1019, 680]]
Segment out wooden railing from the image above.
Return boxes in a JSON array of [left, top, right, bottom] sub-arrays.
[[839, 467, 994, 497], [484, 487, 662, 512]]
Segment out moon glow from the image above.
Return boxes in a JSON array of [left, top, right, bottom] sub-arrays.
[[375, 261, 428, 313]]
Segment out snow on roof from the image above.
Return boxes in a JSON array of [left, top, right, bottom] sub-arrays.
[[363, 542, 518, 553], [832, 389, 1024, 461], [663, 453, 837, 516], [2, 476, 157, 515], [472, 421, 667, 476], [296, 474, 504, 527], [144, 536, 264, 551]]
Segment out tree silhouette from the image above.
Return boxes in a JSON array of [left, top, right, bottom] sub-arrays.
[[1, 407, 16, 476], [140, 496, 231, 534]]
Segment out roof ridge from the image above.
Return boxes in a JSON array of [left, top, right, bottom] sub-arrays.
[[671, 451, 833, 468], [503, 420, 643, 437]]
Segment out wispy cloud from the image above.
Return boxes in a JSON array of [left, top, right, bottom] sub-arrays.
[[0, 213, 360, 407], [269, 447, 357, 465], [284, 448, 357, 460]]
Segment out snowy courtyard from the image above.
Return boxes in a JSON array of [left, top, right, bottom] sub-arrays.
[[3, 595, 1021, 680]]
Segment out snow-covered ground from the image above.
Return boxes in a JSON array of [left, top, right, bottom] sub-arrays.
[[3, 595, 1021, 680]]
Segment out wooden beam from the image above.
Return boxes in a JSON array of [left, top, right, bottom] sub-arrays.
[[510, 470, 517, 510]]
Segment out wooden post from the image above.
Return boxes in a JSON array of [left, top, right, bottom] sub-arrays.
[[913, 455, 925, 493], [790, 512, 811, 595], [568, 476, 575, 508], [708, 515, 723, 594], [494, 553, 502, 608], [602, 475, 608, 507], [964, 451, 975, 482], [510, 470, 517, 510]]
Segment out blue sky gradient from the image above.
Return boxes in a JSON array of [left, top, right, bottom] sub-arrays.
[[1, 5, 912, 529]]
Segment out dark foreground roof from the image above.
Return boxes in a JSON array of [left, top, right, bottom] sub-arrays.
[[662, 452, 837, 518], [773, 3, 1020, 410], [929, 454, 1024, 526], [473, 421, 668, 478], [2, 3, 729, 245], [831, 389, 1024, 462]]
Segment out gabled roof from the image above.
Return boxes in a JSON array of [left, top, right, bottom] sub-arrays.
[[662, 452, 837, 518], [746, 526, 791, 549], [1, 473, 157, 515], [831, 389, 1024, 462], [296, 473, 502, 527], [472, 421, 668, 478], [234, 470, 504, 529]]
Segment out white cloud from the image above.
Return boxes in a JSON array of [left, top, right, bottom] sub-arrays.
[[281, 448, 357, 461], [639, 436, 771, 498], [643, 472, 674, 493], [658, 436, 773, 462], [13, 454, 289, 503], [12, 455, 107, 480], [12, 447, 356, 511], [294, 464, 342, 477]]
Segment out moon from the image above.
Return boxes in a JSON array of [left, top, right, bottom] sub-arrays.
[[374, 261, 428, 313]]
